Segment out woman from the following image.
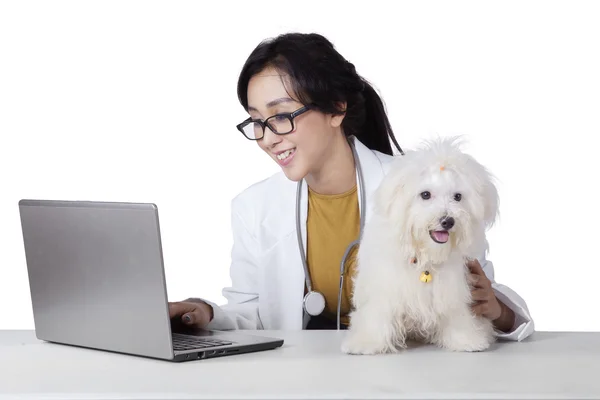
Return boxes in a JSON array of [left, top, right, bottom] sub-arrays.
[[169, 33, 534, 340]]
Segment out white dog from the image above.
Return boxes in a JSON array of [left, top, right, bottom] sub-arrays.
[[341, 137, 499, 354]]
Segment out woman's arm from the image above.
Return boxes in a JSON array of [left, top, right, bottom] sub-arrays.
[[475, 254, 535, 341], [192, 199, 264, 331]]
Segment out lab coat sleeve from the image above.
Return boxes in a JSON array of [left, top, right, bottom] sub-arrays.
[[195, 202, 264, 330], [478, 253, 535, 341]]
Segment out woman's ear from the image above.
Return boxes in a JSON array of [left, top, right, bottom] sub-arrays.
[[329, 101, 347, 128]]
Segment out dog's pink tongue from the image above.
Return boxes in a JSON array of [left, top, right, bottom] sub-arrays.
[[433, 231, 449, 243]]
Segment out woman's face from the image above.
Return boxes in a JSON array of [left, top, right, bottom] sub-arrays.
[[245, 66, 344, 182]]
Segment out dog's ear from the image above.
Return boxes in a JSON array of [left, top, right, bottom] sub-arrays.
[[481, 170, 499, 230], [373, 152, 423, 261], [373, 154, 413, 219], [464, 154, 499, 230]]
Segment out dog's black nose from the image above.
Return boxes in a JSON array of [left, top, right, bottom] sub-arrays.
[[440, 216, 455, 230]]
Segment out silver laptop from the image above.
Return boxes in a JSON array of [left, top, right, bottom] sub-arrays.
[[18, 199, 283, 362]]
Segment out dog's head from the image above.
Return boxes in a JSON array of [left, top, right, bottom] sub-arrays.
[[373, 136, 499, 265]]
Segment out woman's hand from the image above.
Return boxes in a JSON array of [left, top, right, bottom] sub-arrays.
[[168, 300, 213, 330], [467, 259, 515, 332]]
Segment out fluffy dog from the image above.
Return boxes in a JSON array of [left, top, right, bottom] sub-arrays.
[[341, 137, 499, 354]]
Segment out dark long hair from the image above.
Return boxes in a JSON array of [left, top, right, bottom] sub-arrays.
[[237, 32, 403, 156]]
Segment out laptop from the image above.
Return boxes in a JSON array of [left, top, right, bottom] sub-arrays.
[[18, 199, 283, 362]]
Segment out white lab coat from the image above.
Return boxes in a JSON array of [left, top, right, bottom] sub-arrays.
[[200, 137, 535, 341]]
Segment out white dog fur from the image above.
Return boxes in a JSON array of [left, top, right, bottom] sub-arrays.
[[341, 136, 499, 354]]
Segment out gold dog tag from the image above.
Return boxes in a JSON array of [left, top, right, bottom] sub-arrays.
[[420, 270, 432, 283]]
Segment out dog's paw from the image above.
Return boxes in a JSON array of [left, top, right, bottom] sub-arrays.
[[341, 331, 400, 355], [441, 333, 493, 352], [437, 322, 495, 352]]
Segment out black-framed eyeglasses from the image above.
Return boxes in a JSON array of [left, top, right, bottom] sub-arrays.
[[236, 105, 312, 140]]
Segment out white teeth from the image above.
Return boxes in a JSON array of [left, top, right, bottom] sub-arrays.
[[277, 149, 294, 160]]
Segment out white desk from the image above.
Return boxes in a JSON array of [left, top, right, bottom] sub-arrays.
[[0, 330, 598, 399]]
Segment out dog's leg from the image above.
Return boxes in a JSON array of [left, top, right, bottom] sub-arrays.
[[434, 310, 495, 352], [341, 301, 405, 355]]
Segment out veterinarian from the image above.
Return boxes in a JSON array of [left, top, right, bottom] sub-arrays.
[[169, 32, 534, 341]]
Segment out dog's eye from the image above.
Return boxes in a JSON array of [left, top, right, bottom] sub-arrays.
[[420, 191, 431, 200], [454, 193, 462, 201]]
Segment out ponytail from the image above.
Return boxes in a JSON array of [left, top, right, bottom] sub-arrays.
[[353, 79, 404, 156]]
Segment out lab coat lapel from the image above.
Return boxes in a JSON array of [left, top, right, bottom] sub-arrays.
[[296, 178, 310, 328], [299, 177, 309, 260]]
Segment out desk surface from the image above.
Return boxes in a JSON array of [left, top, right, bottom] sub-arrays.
[[0, 330, 599, 399]]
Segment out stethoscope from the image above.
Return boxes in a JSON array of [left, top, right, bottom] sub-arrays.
[[295, 137, 367, 330]]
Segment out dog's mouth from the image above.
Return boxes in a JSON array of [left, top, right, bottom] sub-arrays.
[[429, 230, 450, 244]]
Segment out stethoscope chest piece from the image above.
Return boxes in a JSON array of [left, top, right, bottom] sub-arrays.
[[303, 290, 326, 316]]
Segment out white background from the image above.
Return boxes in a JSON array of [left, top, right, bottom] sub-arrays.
[[1, 1, 599, 331]]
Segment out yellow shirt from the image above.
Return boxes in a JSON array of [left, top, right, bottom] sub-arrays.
[[306, 184, 360, 326]]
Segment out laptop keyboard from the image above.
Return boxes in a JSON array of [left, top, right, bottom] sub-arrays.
[[172, 333, 235, 351]]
